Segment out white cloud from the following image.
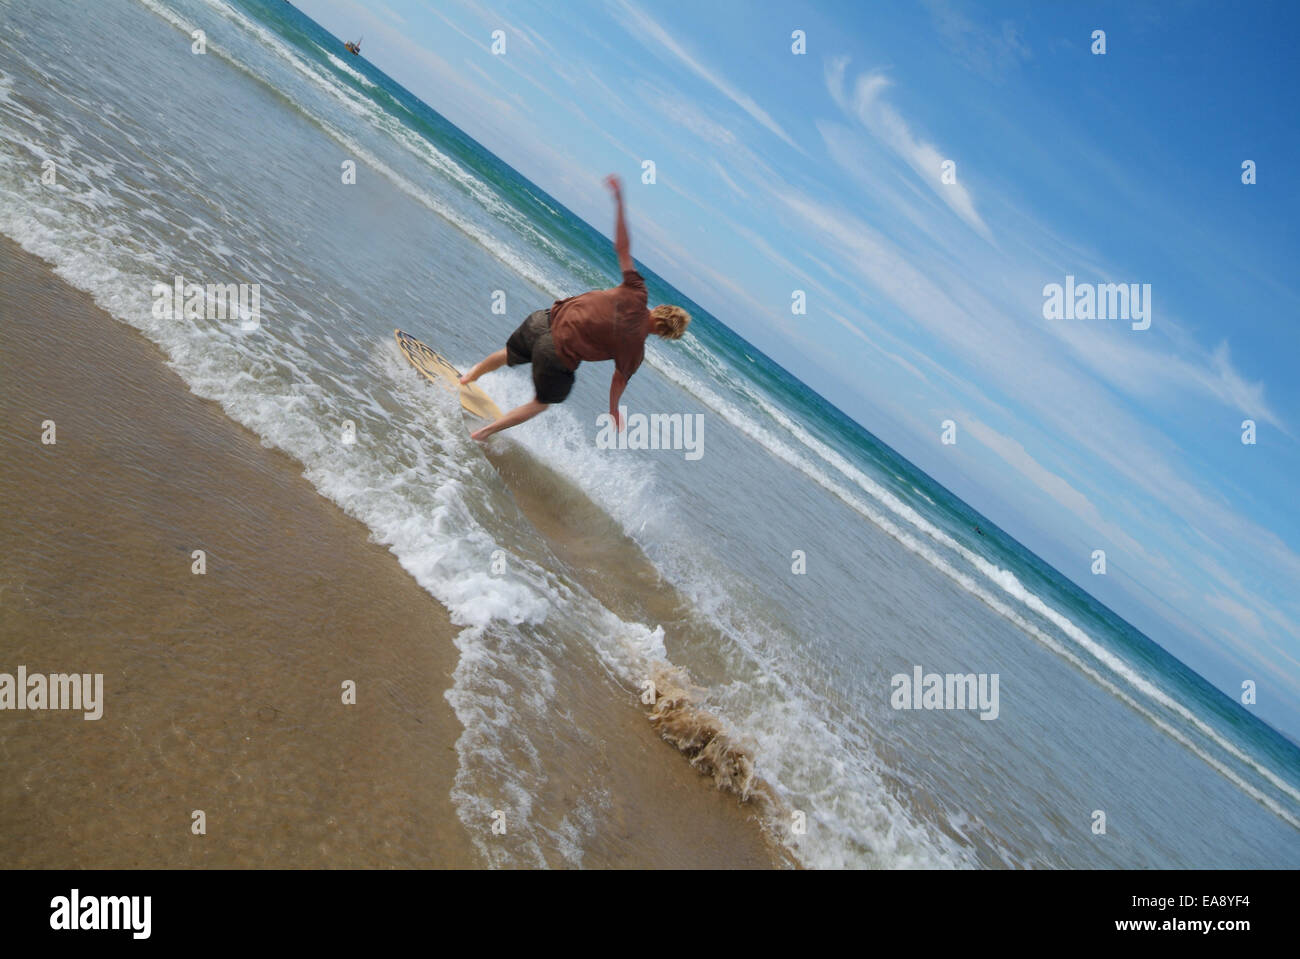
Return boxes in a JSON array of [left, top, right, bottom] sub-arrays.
[[710, 159, 747, 198], [615, 0, 803, 152], [372, 1, 407, 27], [640, 83, 738, 147], [826, 58, 993, 242], [922, 0, 1032, 81], [962, 414, 1167, 570]]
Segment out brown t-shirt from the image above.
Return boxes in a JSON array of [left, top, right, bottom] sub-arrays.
[[549, 270, 650, 378]]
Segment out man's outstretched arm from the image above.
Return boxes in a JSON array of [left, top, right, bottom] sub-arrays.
[[605, 174, 634, 274], [609, 370, 628, 429]]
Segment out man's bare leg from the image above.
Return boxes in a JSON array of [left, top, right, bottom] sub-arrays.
[[470, 398, 548, 442], [460, 348, 508, 385]]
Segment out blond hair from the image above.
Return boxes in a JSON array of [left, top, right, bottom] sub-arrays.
[[651, 304, 690, 339]]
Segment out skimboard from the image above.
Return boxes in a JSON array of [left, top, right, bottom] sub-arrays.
[[395, 329, 502, 420]]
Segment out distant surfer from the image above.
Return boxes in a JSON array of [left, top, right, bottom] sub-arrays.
[[459, 174, 690, 441]]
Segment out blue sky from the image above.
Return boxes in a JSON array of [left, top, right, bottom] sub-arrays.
[[293, 0, 1300, 735]]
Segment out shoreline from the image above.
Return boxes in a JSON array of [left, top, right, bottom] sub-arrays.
[[0, 235, 785, 869]]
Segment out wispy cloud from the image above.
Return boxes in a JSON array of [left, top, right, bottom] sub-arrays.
[[827, 57, 993, 242], [640, 82, 738, 147], [614, 0, 803, 152], [372, 1, 407, 27], [710, 158, 747, 198], [921, 0, 1031, 82], [1044, 319, 1286, 431], [962, 414, 1167, 570]]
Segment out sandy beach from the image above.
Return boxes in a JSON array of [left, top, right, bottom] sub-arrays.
[[0, 236, 782, 868]]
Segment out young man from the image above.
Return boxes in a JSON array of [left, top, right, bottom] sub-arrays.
[[459, 174, 690, 441]]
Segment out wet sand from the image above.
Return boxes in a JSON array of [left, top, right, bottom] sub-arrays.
[[0, 236, 782, 868]]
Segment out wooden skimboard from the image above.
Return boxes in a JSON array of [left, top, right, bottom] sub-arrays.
[[395, 329, 502, 420]]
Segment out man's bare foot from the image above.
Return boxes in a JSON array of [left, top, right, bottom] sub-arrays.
[[469, 426, 489, 442], [459, 372, 474, 385]]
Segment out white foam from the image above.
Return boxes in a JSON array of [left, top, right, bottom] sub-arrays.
[[650, 352, 1300, 820], [178, 0, 574, 292], [320, 47, 378, 88], [472, 367, 973, 867]]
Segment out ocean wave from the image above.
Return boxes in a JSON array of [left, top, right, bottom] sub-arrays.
[[187, 0, 575, 281], [646, 352, 1300, 824], [319, 46, 378, 88]]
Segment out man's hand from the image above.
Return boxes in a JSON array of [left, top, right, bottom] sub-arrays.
[[606, 174, 632, 272]]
